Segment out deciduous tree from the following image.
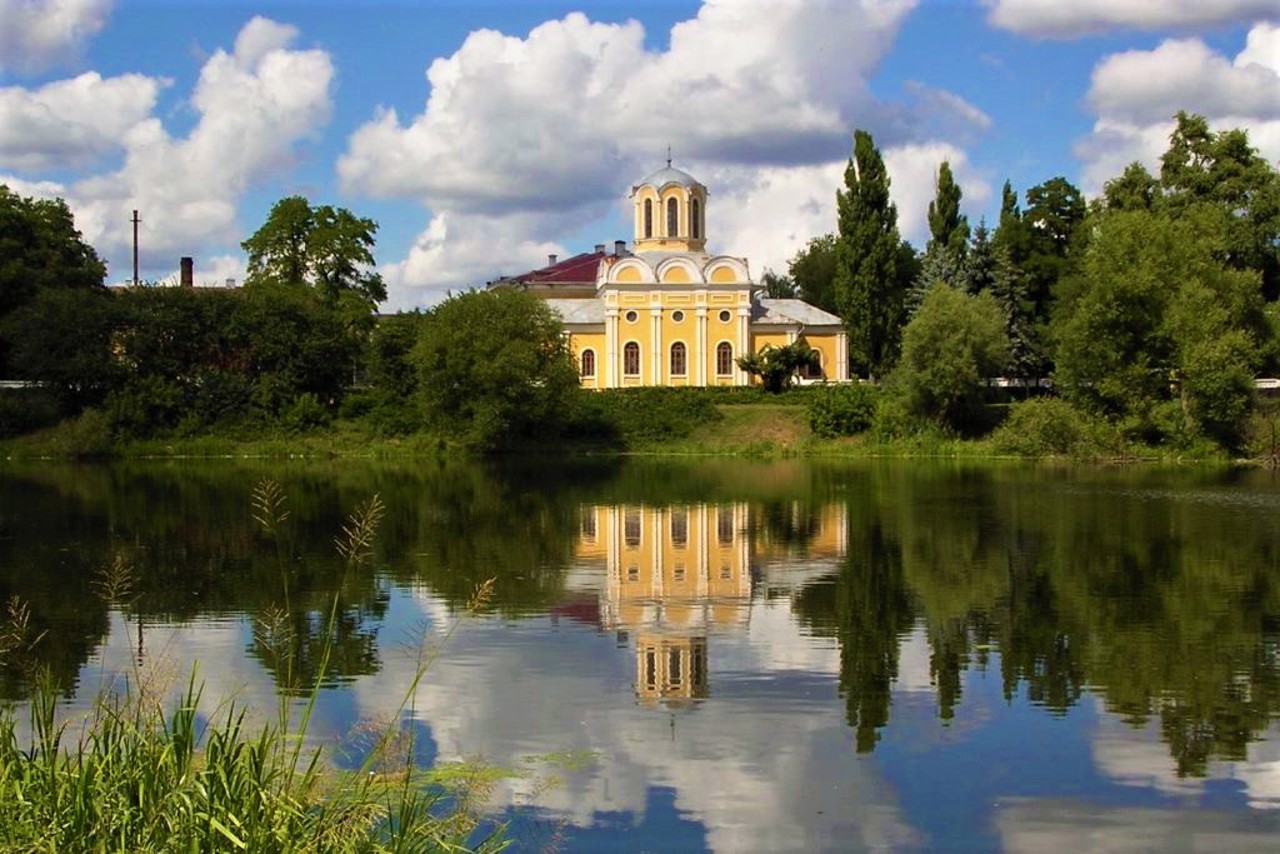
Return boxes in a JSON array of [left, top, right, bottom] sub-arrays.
[[412, 288, 579, 450], [833, 130, 903, 380], [242, 196, 387, 307], [895, 285, 1008, 432], [926, 161, 969, 258], [1053, 205, 1265, 448], [787, 234, 839, 315]]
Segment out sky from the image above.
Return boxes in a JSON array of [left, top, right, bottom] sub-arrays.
[[0, 0, 1277, 309]]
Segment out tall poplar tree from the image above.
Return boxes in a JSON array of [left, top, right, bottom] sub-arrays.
[[833, 130, 903, 380], [926, 161, 969, 257]]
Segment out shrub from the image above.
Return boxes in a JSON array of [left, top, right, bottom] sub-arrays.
[[990, 397, 1132, 458], [808, 383, 879, 437], [565, 387, 722, 444], [43, 408, 114, 458]]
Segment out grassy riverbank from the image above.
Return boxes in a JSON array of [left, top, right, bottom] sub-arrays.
[[1, 386, 1266, 464]]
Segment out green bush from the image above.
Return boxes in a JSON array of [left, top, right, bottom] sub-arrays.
[[43, 408, 114, 458], [808, 383, 879, 437], [989, 397, 1131, 458], [869, 391, 925, 442], [565, 387, 723, 444], [281, 393, 330, 433]]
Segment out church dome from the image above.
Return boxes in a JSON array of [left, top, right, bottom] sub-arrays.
[[635, 164, 705, 192]]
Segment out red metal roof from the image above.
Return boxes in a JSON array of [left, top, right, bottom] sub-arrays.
[[510, 250, 606, 285]]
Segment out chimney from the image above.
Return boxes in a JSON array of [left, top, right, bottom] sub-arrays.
[[180, 256, 193, 288], [594, 243, 605, 253], [614, 240, 626, 256], [548, 253, 558, 265]]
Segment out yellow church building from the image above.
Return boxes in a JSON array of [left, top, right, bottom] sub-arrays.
[[496, 163, 847, 388]]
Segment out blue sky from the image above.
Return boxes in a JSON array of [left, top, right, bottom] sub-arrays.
[[1, 0, 1276, 308]]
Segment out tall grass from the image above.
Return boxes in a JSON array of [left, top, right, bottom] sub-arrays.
[[0, 481, 506, 853]]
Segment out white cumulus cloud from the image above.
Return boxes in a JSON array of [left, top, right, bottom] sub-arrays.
[[42, 16, 332, 277], [1075, 22, 1280, 192], [340, 0, 991, 306], [985, 0, 1279, 39], [0, 71, 162, 171], [0, 0, 112, 73]]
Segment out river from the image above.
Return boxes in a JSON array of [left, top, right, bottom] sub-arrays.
[[2, 457, 1279, 851]]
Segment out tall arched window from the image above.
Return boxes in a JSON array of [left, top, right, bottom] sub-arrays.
[[670, 342, 687, 377], [624, 342, 641, 376], [643, 199, 653, 238], [716, 342, 733, 376], [803, 350, 822, 379], [580, 348, 596, 378], [667, 197, 679, 237], [691, 198, 701, 240]]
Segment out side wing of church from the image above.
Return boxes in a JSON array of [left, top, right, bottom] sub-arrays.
[[494, 164, 847, 388]]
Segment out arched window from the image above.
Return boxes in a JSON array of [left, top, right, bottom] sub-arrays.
[[716, 342, 733, 376], [580, 348, 596, 378], [643, 199, 653, 238], [624, 342, 640, 376], [691, 198, 701, 239], [670, 342, 687, 376], [803, 350, 823, 379], [667, 197, 679, 237]]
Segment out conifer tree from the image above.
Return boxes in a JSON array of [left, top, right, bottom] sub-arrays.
[[833, 130, 903, 380]]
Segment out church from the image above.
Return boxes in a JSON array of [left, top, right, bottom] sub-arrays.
[[494, 163, 847, 388]]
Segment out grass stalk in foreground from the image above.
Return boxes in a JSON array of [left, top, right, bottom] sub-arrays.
[[0, 484, 506, 854]]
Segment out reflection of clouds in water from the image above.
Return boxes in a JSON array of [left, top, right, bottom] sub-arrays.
[[720, 597, 840, 675], [893, 624, 937, 695], [349, 587, 923, 853], [1091, 696, 1280, 809], [995, 799, 1280, 851], [29, 611, 289, 746]]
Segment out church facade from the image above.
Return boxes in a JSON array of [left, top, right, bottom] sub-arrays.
[[496, 164, 847, 388]]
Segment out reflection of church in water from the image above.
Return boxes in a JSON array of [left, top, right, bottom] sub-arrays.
[[573, 503, 847, 707]]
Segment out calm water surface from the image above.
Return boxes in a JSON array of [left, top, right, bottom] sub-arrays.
[[3, 458, 1280, 851]]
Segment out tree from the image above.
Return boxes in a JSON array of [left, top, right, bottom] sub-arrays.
[[1021, 176, 1085, 323], [787, 234, 839, 315], [737, 339, 819, 393], [2, 288, 118, 410], [411, 288, 579, 450], [905, 246, 964, 319], [1159, 111, 1280, 300], [242, 197, 387, 306], [0, 186, 106, 374], [761, 269, 797, 299], [1053, 205, 1265, 448], [1103, 162, 1158, 212], [833, 130, 904, 380], [926, 161, 969, 258], [894, 285, 1008, 432]]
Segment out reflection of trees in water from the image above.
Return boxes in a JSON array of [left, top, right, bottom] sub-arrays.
[[791, 465, 1280, 774], [5, 459, 1280, 777]]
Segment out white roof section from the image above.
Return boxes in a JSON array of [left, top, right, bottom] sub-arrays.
[[634, 165, 705, 191], [545, 298, 605, 325], [755, 299, 843, 327]]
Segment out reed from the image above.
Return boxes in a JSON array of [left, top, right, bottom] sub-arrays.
[[0, 483, 506, 854]]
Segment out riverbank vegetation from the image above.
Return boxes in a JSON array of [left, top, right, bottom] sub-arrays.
[[0, 483, 509, 852], [1, 112, 1277, 462]]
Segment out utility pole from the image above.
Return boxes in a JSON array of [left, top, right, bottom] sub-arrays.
[[131, 209, 141, 285]]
